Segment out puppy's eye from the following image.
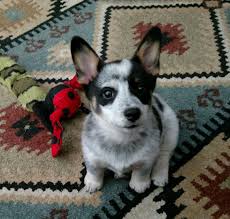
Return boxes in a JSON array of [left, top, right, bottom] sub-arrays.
[[102, 88, 114, 99]]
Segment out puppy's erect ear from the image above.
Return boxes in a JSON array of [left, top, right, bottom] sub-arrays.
[[71, 36, 102, 84], [133, 26, 162, 76]]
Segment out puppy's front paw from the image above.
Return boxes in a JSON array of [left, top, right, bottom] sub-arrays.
[[129, 178, 151, 193], [152, 170, 168, 187], [84, 173, 103, 193], [152, 162, 169, 187]]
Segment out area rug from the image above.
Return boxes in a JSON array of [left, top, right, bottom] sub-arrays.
[[0, 0, 230, 218]]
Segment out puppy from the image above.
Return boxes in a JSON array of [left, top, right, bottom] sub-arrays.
[[70, 27, 179, 193]]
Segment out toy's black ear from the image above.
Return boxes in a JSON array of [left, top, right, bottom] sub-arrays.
[[133, 27, 162, 76], [71, 36, 102, 84]]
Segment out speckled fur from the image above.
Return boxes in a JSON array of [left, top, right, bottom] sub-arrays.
[[71, 28, 179, 193], [81, 60, 179, 193]]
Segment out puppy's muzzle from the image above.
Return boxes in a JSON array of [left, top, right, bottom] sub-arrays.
[[124, 107, 141, 122]]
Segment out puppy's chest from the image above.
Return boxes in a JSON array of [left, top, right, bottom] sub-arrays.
[[107, 158, 145, 175], [97, 137, 157, 174]]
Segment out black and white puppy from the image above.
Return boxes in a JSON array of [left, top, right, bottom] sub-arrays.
[[71, 27, 179, 193]]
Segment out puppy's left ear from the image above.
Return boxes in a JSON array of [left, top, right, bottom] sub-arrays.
[[133, 26, 162, 76]]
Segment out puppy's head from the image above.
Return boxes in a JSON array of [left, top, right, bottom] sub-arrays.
[[71, 27, 161, 130]]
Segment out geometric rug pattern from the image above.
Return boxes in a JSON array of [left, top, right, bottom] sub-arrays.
[[0, 0, 230, 218]]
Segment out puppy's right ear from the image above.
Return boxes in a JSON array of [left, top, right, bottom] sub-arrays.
[[71, 36, 102, 84]]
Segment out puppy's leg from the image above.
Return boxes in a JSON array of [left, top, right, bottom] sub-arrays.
[[84, 162, 104, 193], [152, 151, 172, 186], [152, 104, 179, 187], [129, 163, 152, 193]]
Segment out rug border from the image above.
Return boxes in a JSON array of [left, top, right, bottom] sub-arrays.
[[0, 0, 97, 52], [99, 4, 229, 80]]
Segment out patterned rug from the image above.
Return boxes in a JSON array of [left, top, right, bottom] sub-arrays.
[[0, 0, 230, 218]]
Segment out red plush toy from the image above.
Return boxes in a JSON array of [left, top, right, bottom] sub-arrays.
[[49, 75, 82, 157], [32, 75, 89, 157]]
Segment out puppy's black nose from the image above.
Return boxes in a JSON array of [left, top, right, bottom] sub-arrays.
[[124, 108, 141, 122]]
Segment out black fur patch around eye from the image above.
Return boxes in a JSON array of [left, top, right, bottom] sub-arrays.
[[128, 61, 157, 105], [98, 87, 117, 106], [84, 80, 117, 114]]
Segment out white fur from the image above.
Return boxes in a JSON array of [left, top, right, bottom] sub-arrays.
[[96, 59, 131, 86]]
